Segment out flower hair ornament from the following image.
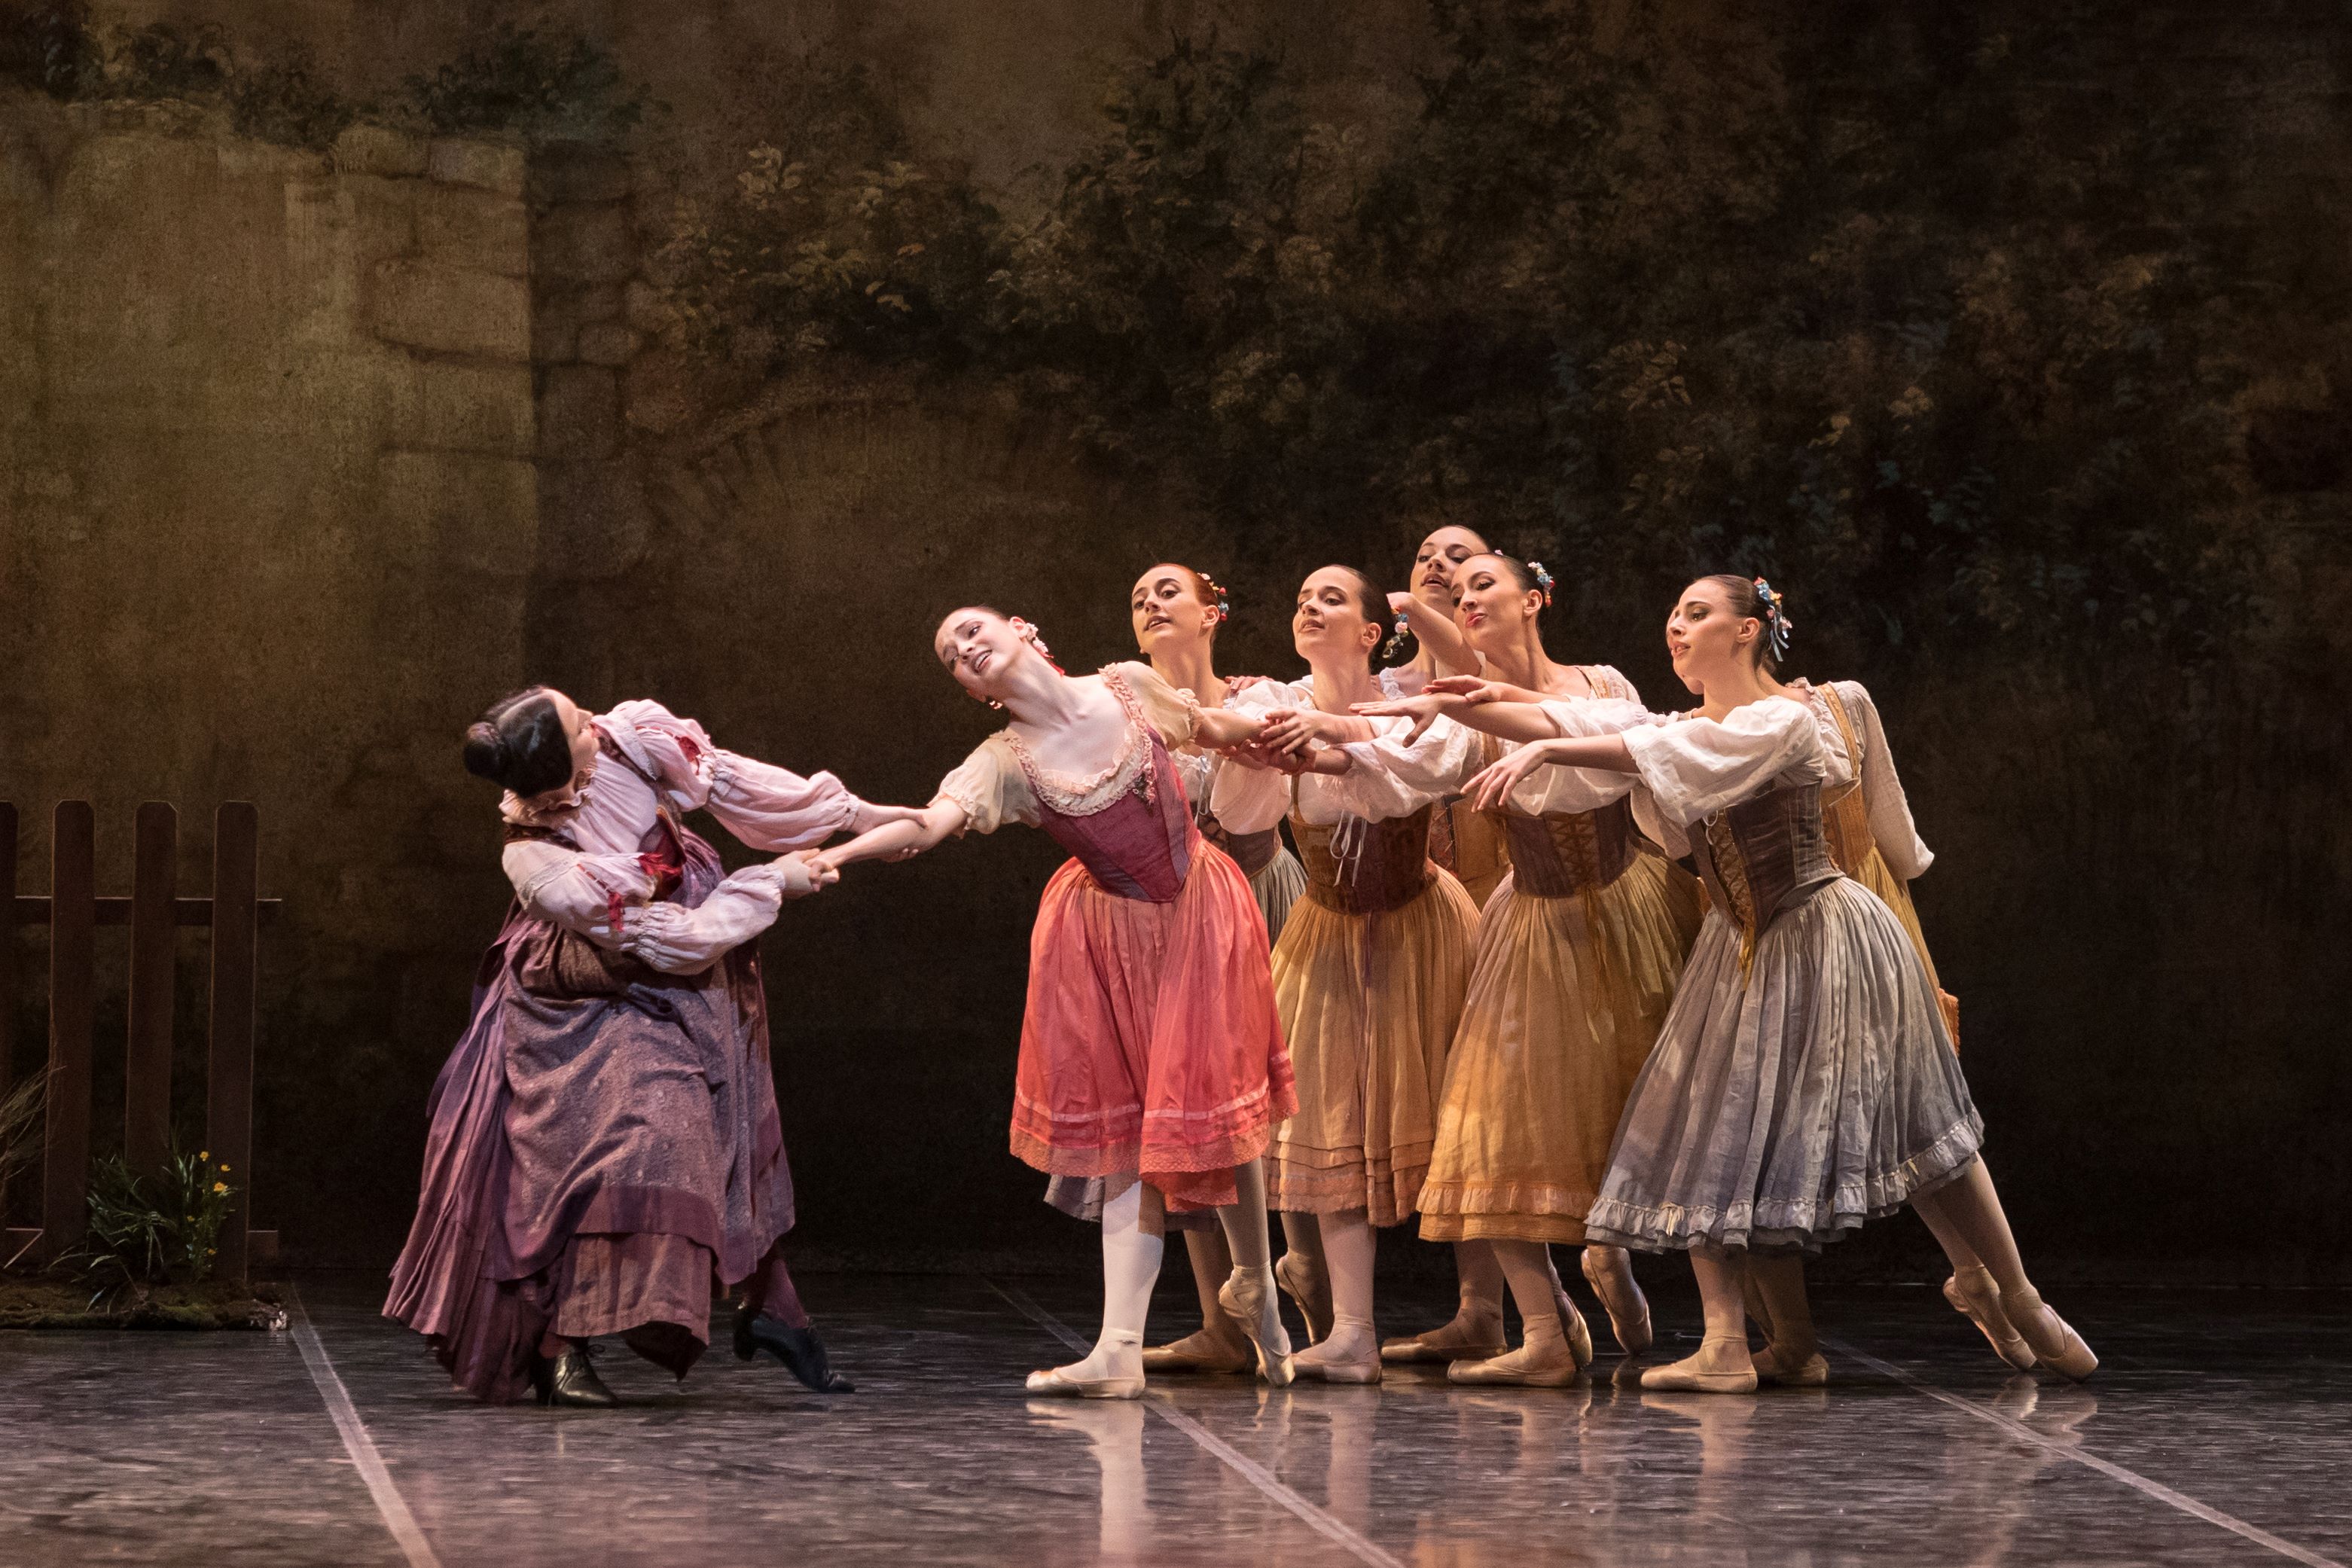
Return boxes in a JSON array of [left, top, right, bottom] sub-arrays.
[[1194, 569, 1233, 627], [1527, 560, 1554, 607], [1752, 578, 1794, 661], [1382, 609, 1413, 661], [1012, 618, 1065, 675]]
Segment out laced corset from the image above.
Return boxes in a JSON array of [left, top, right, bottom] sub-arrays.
[[1294, 805, 1437, 916], [1689, 782, 1841, 966], [1005, 669, 1200, 903], [1496, 797, 1639, 898]]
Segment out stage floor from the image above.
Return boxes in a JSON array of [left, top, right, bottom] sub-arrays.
[[2, 1272, 2345, 1566]]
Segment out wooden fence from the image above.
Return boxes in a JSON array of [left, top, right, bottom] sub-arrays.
[[1, 802, 280, 1281]]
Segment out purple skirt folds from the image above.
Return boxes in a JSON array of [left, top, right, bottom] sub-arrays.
[[383, 831, 795, 1402]]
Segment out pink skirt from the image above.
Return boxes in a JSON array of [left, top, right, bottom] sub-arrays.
[[1011, 842, 1296, 1212]]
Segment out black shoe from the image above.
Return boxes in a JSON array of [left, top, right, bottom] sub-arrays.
[[734, 1310, 856, 1393], [530, 1344, 619, 1408]]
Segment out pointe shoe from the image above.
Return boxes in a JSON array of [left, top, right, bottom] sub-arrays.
[[1944, 1266, 2038, 1372], [735, 1310, 857, 1393], [530, 1344, 618, 1408], [1582, 1249, 1653, 1356], [1750, 1341, 1829, 1387], [1024, 1364, 1147, 1400], [1447, 1344, 1582, 1388], [1218, 1269, 1297, 1387], [1140, 1325, 1254, 1374], [2003, 1286, 2098, 1381], [1293, 1319, 1382, 1384], [1638, 1337, 1757, 1395], [1274, 1251, 1334, 1345], [1379, 1310, 1506, 1364], [1552, 1286, 1595, 1371]]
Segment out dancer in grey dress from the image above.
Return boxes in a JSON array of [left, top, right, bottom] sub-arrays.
[[1454, 574, 2097, 1392]]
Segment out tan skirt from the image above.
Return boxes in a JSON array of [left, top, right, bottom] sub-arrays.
[[1418, 853, 1702, 1243], [1266, 868, 1478, 1223]]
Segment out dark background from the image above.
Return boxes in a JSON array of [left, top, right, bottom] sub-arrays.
[[2, 0, 2345, 1285]]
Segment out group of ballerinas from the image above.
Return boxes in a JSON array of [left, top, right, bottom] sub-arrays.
[[395, 524, 2094, 1409], [803, 526, 2097, 1399]]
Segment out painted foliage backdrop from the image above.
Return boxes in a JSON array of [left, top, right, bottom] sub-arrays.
[[1, 0, 2345, 1280]]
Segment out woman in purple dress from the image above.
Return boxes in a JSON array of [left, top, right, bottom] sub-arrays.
[[385, 687, 918, 1406]]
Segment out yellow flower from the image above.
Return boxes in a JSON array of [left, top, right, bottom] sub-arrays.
[[218, 1164, 230, 1174], [212, 1182, 228, 1194], [199, 1150, 209, 1161]]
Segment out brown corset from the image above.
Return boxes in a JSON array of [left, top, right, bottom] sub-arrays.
[[1295, 806, 1436, 915], [1202, 819, 1283, 877], [1496, 796, 1638, 898], [1689, 783, 1841, 958]]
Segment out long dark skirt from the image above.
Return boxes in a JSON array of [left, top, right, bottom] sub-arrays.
[[383, 832, 795, 1403]]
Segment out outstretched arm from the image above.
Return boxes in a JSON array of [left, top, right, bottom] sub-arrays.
[[813, 799, 969, 871], [1388, 591, 1475, 673], [1465, 734, 1637, 810], [1352, 687, 1560, 744], [1190, 704, 1264, 750]]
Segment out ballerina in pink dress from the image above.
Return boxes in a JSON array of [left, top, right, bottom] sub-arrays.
[[814, 608, 1298, 1398]]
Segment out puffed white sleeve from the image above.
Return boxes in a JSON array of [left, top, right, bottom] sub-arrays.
[[502, 838, 792, 975], [1620, 697, 1824, 828], [607, 698, 864, 850], [932, 736, 1036, 836], [1335, 711, 1481, 800], [1537, 696, 1659, 738], [1112, 661, 1200, 748], [1843, 681, 1934, 880]]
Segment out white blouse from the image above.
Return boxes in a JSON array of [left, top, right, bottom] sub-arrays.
[[1210, 677, 1481, 831], [1617, 697, 1828, 857], [1795, 679, 1934, 880], [931, 663, 1199, 836], [499, 700, 862, 974]]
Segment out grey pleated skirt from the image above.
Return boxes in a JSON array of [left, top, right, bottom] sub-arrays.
[[1582, 877, 1982, 1254]]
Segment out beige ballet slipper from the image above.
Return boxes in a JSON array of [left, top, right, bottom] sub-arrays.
[[1582, 1248, 1653, 1356], [1217, 1268, 1297, 1388], [2003, 1286, 2098, 1381], [1638, 1335, 1758, 1395], [1274, 1251, 1334, 1346], [1944, 1265, 2038, 1372], [1024, 1365, 1146, 1400], [1139, 1324, 1253, 1374]]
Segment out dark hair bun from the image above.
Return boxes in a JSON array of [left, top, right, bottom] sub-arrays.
[[460, 688, 573, 796]]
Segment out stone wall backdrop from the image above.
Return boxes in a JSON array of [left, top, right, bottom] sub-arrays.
[[1, 0, 2347, 1284]]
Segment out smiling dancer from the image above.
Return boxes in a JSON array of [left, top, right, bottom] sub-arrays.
[[1448, 575, 2095, 1391], [386, 688, 916, 1405], [1209, 566, 1482, 1383], [812, 609, 1298, 1398], [1050, 565, 1313, 1375], [1356, 555, 1703, 1379]]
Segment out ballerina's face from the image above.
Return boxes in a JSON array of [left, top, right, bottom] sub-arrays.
[[1665, 579, 1762, 694], [1292, 566, 1381, 667], [1130, 565, 1218, 657], [1452, 554, 1541, 651], [1410, 526, 1488, 611], [935, 607, 1033, 700]]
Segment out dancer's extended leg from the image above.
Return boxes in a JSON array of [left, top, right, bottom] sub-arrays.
[[1277, 1211, 1334, 1344], [1910, 1160, 2096, 1378], [1028, 1178, 1161, 1399], [1383, 1238, 1508, 1362], [1449, 1240, 1590, 1386], [1142, 1225, 1252, 1373], [1212, 1158, 1295, 1385], [1745, 1253, 1827, 1385], [1912, 1159, 2036, 1371], [1292, 1212, 1380, 1383], [1639, 1246, 1757, 1394]]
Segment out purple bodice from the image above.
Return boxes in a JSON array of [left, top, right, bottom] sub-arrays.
[[1036, 730, 1200, 902]]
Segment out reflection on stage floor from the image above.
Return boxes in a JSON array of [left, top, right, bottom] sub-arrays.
[[2, 1272, 2345, 1566]]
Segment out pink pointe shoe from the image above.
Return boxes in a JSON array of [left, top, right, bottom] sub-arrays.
[[1943, 1265, 2038, 1372], [2003, 1286, 2098, 1382]]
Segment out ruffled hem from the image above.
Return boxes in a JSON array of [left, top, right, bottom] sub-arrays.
[[1586, 1116, 1983, 1255], [1414, 1179, 1605, 1244], [1267, 1141, 1433, 1225]]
